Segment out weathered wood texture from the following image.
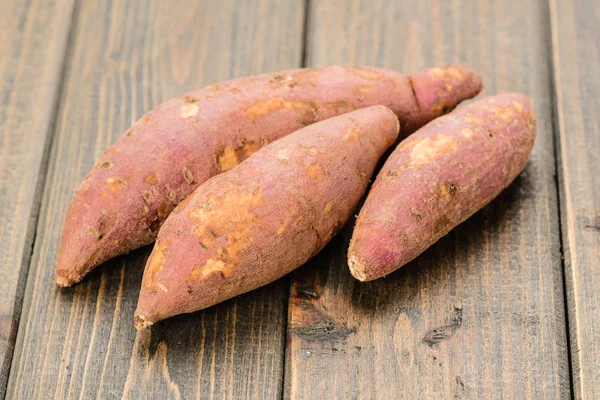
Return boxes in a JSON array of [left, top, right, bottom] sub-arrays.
[[285, 0, 570, 399], [0, 0, 76, 394], [6, 0, 304, 399], [550, 0, 600, 398]]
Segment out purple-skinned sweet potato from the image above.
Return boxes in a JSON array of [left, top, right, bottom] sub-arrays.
[[348, 93, 536, 281], [134, 106, 399, 329], [57, 65, 482, 287]]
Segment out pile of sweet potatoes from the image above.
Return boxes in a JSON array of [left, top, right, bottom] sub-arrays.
[[56, 65, 537, 329]]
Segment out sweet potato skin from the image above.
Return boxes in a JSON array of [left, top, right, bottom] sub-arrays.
[[348, 93, 536, 281], [134, 106, 399, 328], [57, 65, 482, 286]]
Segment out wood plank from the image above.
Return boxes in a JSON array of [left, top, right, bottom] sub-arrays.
[[550, 0, 600, 397], [286, 0, 571, 398], [0, 0, 76, 394], [6, 0, 305, 398]]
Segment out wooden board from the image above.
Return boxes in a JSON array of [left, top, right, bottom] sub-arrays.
[[5, 0, 304, 398], [550, 0, 600, 397], [285, 0, 571, 398], [0, 0, 76, 394]]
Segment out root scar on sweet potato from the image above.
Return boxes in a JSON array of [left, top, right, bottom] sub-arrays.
[[245, 98, 321, 123], [307, 163, 325, 180], [180, 103, 199, 118], [188, 189, 264, 281], [410, 135, 458, 165], [143, 240, 169, 292], [182, 167, 194, 184], [106, 177, 127, 192], [145, 172, 159, 185], [343, 127, 360, 142], [216, 140, 267, 172]]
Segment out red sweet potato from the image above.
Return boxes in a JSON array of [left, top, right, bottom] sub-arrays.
[[134, 106, 399, 329], [57, 65, 482, 286], [348, 93, 536, 281]]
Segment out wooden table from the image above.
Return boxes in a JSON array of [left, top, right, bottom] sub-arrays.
[[1, 0, 598, 398]]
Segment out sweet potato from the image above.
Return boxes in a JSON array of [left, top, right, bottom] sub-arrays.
[[57, 65, 482, 287], [348, 93, 536, 281], [134, 106, 399, 329]]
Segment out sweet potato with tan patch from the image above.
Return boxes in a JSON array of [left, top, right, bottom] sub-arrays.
[[134, 106, 399, 329], [57, 65, 482, 286], [348, 93, 536, 281]]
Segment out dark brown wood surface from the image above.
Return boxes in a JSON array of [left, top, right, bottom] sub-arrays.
[[550, 0, 600, 398], [0, 0, 76, 393], [4, 0, 304, 399], [1, 0, 599, 398], [286, 0, 570, 398]]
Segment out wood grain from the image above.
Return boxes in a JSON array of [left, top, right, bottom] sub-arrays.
[[550, 0, 600, 398], [285, 0, 571, 398], [0, 0, 76, 394], [6, 0, 304, 398]]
